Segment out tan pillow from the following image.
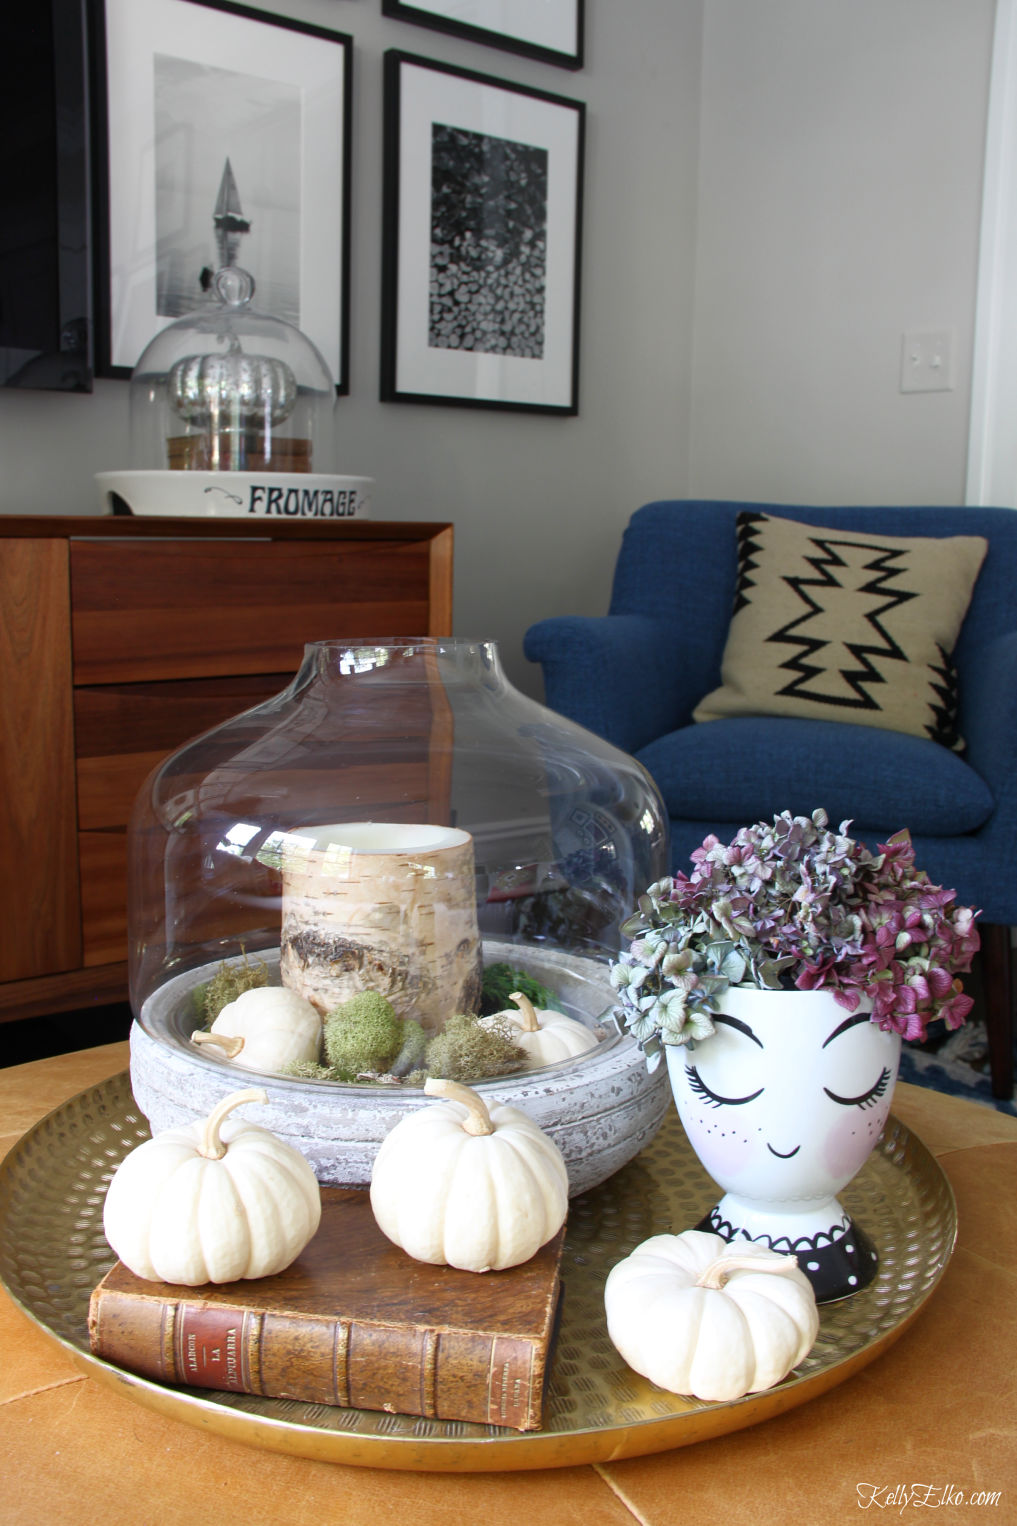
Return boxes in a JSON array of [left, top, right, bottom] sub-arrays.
[[693, 511, 988, 750]]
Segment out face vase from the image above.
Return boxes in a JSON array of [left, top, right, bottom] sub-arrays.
[[666, 987, 902, 1302]]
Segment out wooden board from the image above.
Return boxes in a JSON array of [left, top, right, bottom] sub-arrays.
[[0, 540, 81, 981]]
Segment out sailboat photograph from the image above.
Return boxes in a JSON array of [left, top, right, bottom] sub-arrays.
[[99, 0, 350, 387], [153, 51, 301, 324]]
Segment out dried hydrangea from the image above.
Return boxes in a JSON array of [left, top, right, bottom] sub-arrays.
[[610, 809, 980, 1068]]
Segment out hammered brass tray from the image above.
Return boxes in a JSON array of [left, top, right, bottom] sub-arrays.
[[0, 1073, 955, 1472]]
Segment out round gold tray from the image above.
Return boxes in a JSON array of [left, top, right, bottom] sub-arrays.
[[0, 1072, 955, 1473]]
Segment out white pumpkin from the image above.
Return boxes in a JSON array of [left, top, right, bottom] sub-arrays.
[[369, 1078, 569, 1272], [102, 1088, 322, 1285], [604, 1229, 819, 1402], [191, 986, 322, 1073], [481, 990, 599, 1069]]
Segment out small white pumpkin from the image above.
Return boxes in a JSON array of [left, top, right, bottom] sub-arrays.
[[481, 990, 599, 1069], [102, 1088, 322, 1285], [191, 986, 322, 1073], [370, 1078, 569, 1272], [604, 1229, 819, 1402]]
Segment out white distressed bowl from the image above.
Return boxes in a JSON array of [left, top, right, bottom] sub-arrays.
[[129, 941, 668, 1196]]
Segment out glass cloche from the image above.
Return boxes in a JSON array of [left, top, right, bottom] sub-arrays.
[[127, 638, 671, 1193], [128, 637, 668, 1014], [130, 264, 336, 476], [96, 264, 371, 519]]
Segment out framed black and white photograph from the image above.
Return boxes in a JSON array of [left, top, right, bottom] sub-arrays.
[[381, 51, 584, 413], [93, 0, 352, 390], [381, 0, 584, 70]]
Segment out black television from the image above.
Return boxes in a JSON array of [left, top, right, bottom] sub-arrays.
[[0, 0, 92, 392]]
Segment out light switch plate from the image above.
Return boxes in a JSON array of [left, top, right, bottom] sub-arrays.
[[900, 330, 954, 393]]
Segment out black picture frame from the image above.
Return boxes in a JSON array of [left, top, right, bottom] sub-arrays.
[[381, 50, 584, 414], [0, 0, 93, 392], [91, 0, 352, 392], [381, 0, 584, 71]]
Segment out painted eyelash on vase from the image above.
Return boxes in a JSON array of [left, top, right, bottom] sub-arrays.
[[684, 1066, 764, 1108], [823, 1066, 892, 1110]]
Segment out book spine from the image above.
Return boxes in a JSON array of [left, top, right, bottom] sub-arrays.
[[342, 1321, 545, 1429], [88, 1290, 549, 1429]]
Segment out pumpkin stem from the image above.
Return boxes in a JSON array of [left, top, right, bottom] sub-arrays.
[[198, 1088, 269, 1159], [424, 1077, 495, 1136], [509, 991, 540, 1033], [696, 1251, 801, 1290], [191, 1031, 245, 1060]]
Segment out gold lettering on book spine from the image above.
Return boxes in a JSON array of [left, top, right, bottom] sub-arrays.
[[420, 1329, 440, 1419], [332, 1320, 352, 1407], [160, 1302, 177, 1381], [487, 1336, 537, 1429], [242, 1311, 260, 1393]]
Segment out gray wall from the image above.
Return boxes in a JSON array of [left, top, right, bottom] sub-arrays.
[[689, 0, 996, 507], [0, 0, 997, 699]]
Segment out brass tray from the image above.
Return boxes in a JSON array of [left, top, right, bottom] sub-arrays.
[[0, 1073, 955, 1473]]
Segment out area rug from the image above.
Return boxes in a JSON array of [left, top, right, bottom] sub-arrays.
[[897, 1018, 1016, 1117]]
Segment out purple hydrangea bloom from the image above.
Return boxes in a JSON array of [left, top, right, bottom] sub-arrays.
[[611, 809, 980, 1055]]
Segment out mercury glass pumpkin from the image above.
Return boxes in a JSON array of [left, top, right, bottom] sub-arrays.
[[128, 265, 337, 475]]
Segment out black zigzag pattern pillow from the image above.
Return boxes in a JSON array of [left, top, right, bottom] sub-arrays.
[[694, 512, 988, 750]]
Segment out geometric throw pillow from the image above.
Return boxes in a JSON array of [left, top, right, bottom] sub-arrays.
[[692, 511, 988, 750]]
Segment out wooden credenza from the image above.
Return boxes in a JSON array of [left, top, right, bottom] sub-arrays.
[[0, 516, 453, 1023]]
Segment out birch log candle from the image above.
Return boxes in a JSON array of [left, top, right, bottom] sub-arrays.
[[279, 823, 482, 1034]]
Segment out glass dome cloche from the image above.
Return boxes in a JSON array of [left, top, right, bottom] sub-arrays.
[[95, 263, 371, 521], [127, 638, 672, 1194]]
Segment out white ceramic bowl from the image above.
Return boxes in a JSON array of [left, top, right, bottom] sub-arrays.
[[129, 942, 669, 1196], [95, 469, 372, 521]]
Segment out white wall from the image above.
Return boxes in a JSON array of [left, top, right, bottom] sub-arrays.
[[689, 0, 996, 507], [0, 0, 703, 699]]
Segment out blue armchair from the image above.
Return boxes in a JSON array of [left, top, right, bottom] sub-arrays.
[[524, 500, 1017, 1098]]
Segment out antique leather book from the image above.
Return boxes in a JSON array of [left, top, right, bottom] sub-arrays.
[[88, 1187, 565, 1431]]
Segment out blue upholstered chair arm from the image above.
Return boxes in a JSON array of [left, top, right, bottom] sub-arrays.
[[960, 630, 1017, 798], [524, 614, 684, 754]]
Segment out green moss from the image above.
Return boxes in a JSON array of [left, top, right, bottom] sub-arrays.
[[424, 1012, 524, 1083], [280, 1059, 337, 1081], [202, 951, 269, 1025], [323, 990, 403, 1080]]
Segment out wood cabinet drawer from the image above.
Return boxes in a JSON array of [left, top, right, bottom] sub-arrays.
[[79, 828, 273, 967], [74, 674, 293, 830], [70, 538, 434, 683]]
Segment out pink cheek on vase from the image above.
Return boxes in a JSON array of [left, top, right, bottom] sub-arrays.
[[682, 1105, 757, 1182], [824, 1101, 893, 1181]]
